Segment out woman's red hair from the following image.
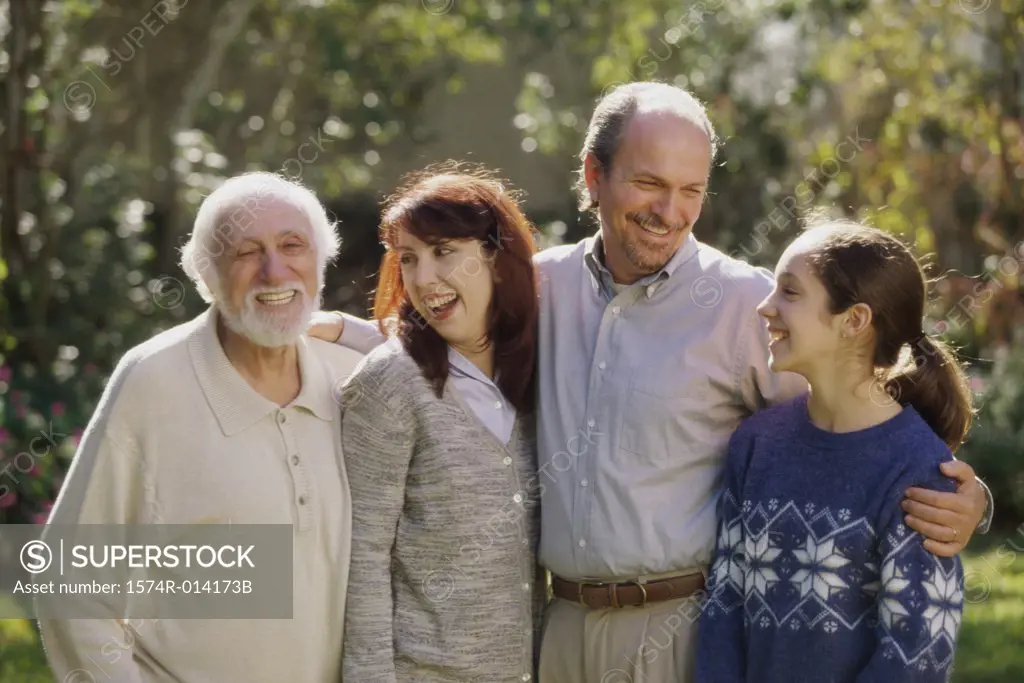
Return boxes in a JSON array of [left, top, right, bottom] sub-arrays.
[[372, 163, 539, 413]]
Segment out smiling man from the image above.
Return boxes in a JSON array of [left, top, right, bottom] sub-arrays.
[[310, 82, 992, 682], [39, 172, 363, 683]]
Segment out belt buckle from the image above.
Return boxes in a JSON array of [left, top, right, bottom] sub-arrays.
[[630, 579, 648, 608], [577, 579, 605, 607]]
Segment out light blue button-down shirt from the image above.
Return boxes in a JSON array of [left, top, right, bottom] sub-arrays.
[[532, 232, 807, 581]]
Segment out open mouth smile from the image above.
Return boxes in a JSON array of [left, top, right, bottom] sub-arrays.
[[255, 290, 298, 306], [423, 292, 459, 319]]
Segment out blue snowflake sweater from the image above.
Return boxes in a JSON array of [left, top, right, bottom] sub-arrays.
[[696, 394, 964, 683]]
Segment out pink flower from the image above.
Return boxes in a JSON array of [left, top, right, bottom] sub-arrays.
[[0, 365, 10, 382], [0, 428, 9, 443], [0, 491, 17, 509], [33, 512, 49, 524], [15, 405, 27, 418], [71, 428, 84, 447], [51, 402, 66, 418], [28, 464, 41, 477]]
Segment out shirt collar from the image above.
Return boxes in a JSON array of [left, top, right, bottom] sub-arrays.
[[447, 346, 500, 389], [188, 307, 335, 436], [583, 229, 700, 298]]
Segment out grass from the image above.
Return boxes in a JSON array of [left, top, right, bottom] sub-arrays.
[[2, 534, 1023, 682], [950, 530, 1024, 682]]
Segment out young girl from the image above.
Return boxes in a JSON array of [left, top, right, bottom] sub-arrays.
[[696, 220, 969, 682], [340, 167, 545, 682]]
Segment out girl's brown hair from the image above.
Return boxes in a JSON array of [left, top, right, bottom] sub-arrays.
[[804, 220, 974, 450]]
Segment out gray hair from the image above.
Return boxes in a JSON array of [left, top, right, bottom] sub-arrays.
[[574, 81, 720, 212], [180, 172, 340, 303]]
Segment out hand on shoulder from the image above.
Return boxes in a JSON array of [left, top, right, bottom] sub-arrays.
[[307, 310, 345, 343]]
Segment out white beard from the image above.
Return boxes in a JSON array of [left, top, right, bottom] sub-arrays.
[[220, 283, 316, 348]]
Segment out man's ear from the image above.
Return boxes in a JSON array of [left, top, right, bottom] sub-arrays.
[[583, 153, 603, 207]]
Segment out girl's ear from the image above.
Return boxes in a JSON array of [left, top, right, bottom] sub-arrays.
[[842, 302, 874, 338]]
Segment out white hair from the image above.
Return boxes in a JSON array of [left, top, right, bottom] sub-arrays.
[[180, 172, 341, 304]]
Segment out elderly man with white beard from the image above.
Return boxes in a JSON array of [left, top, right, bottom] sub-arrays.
[[38, 172, 363, 683]]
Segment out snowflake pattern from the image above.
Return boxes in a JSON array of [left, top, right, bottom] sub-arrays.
[[746, 533, 783, 596], [878, 558, 912, 629], [705, 494, 963, 673], [711, 519, 746, 590], [790, 535, 850, 601], [922, 565, 964, 640]]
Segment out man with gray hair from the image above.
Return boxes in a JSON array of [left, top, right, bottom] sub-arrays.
[[39, 172, 363, 683], [311, 81, 991, 681]]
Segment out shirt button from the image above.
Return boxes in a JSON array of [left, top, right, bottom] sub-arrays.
[[521, 538, 529, 546], [291, 455, 300, 466], [646, 285, 657, 297], [578, 539, 586, 548], [297, 495, 307, 506], [503, 456, 512, 466], [494, 401, 502, 409], [611, 306, 620, 315], [597, 361, 606, 371], [277, 413, 286, 424], [522, 674, 532, 682], [513, 492, 523, 504], [587, 419, 595, 428], [522, 582, 530, 591], [581, 478, 589, 487]]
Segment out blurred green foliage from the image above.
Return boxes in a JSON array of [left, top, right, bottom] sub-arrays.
[[0, 0, 1021, 520]]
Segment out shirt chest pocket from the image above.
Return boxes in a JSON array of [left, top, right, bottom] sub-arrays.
[[618, 358, 715, 464]]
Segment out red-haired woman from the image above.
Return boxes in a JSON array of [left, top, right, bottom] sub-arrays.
[[339, 167, 544, 683]]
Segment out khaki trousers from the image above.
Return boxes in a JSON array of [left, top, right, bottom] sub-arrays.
[[537, 592, 703, 683]]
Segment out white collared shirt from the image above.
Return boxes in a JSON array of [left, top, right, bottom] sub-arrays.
[[447, 346, 517, 445]]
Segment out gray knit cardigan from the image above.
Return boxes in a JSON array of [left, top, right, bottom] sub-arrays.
[[340, 340, 546, 683]]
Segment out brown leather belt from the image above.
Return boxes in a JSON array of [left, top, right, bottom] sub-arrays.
[[551, 572, 706, 609]]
